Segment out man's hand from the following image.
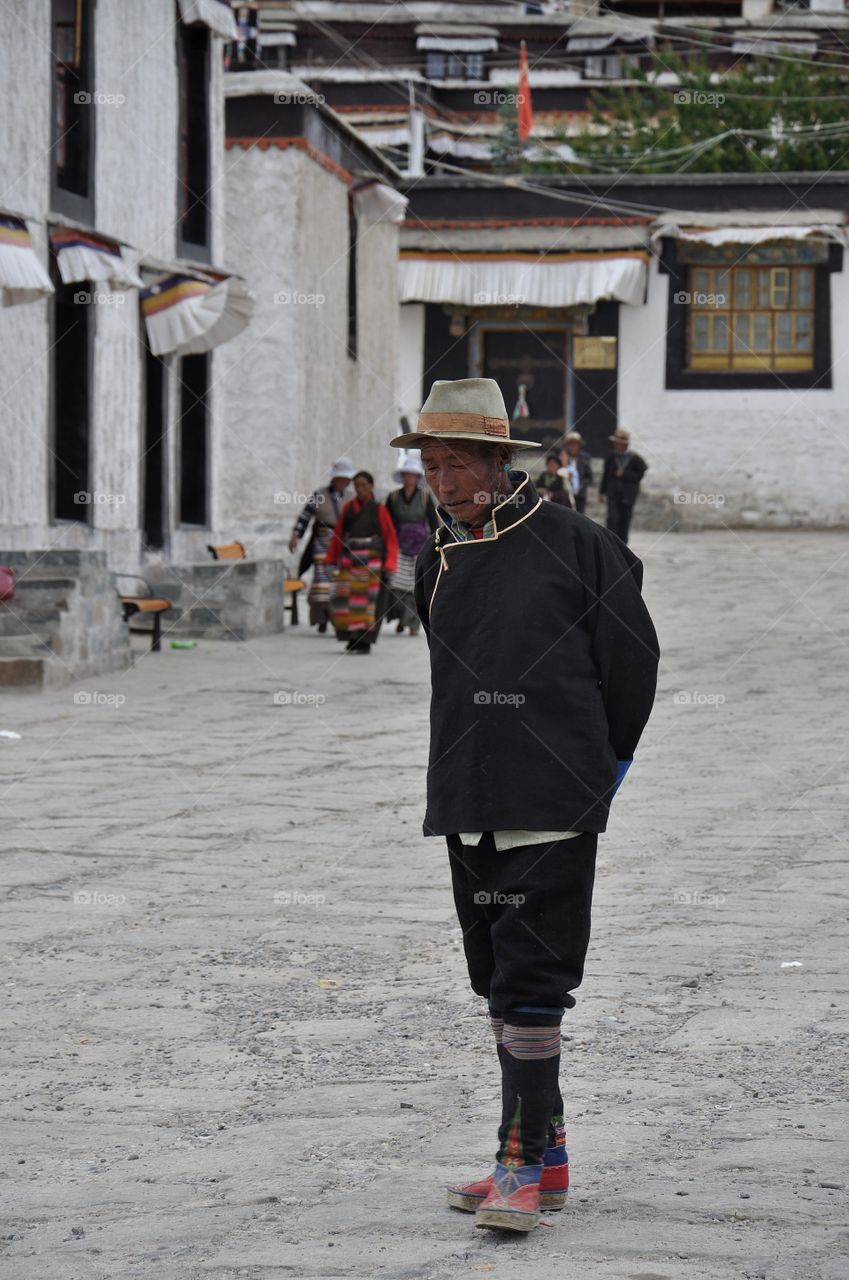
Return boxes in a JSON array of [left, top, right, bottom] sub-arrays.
[[288, 534, 298, 554]]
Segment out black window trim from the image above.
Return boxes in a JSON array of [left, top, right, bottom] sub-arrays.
[[660, 237, 840, 391]]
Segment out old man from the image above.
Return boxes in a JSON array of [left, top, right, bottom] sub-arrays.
[[391, 379, 659, 1235]]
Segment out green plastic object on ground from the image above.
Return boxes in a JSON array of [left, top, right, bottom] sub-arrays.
[[170, 640, 197, 650]]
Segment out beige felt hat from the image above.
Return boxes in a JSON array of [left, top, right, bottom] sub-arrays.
[[609, 428, 631, 444], [390, 378, 541, 450]]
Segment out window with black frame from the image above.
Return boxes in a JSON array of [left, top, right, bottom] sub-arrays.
[[52, 279, 92, 522], [178, 354, 209, 527], [686, 264, 815, 373], [177, 21, 211, 255], [52, 0, 94, 215]]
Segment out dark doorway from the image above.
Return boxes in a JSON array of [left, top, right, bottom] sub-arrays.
[[143, 346, 168, 550], [178, 353, 209, 527], [52, 280, 91, 522], [476, 325, 568, 450]]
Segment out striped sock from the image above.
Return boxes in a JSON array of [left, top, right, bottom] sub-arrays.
[[502, 1023, 562, 1060]]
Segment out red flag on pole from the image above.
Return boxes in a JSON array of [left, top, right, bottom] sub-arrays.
[[517, 40, 533, 142]]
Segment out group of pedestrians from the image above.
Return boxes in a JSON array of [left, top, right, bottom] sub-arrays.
[[535, 428, 648, 543], [290, 423, 648, 655], [288, 455, 436, 655]]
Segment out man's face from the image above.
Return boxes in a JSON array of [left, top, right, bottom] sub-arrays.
[[331, 476, 351, 492], [565, 440, 580, 457], [614, 438, 628, 454], [354, 475, 372, 501], [420, 440, 506, 526]]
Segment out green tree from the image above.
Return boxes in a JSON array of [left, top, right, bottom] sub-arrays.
[[524, 47, 849, 174]]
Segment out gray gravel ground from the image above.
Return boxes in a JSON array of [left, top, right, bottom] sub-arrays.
[[1, 530, 848, 1280]]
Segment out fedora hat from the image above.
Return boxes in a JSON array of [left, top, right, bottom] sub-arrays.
[[390, 378, 540, 450], [565, 431, 584, 443], [609, 428, 631, 444]]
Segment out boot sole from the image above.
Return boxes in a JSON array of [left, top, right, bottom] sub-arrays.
[[447, 1189, 566, 1213], [475, 1208, 540, 1233]]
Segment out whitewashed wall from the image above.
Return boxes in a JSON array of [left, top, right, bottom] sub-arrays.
[[618, 256, 849, 527], [219, 142, 401, 561], [0, 0, 228, 562]]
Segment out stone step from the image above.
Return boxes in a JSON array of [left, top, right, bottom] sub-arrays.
[[0, 635, 56, 658], [0, 656, 45, 688], [0, 608, 62, 637], [14, 577, 76, 594]]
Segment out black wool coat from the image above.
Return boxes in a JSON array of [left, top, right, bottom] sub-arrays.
[[413, 472, 659, 838], [600, 452, 647, 507]]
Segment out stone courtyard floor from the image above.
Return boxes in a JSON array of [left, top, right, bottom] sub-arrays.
[[1, 530, 848, 1280]]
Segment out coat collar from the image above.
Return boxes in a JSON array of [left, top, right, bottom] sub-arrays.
[[437, 470, 541, 541]]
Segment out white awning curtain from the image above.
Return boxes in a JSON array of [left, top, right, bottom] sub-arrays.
[[417, 35, 498, 53], [352, 180, 409, 225], [49, 226, 142, 288], [141, 272, 254, 357], [259, 30, 297, 47], [652, 222, 849, 248], [566, 36, 615, 52], [399, 254, 648, 308], [178, 0, 239, 41], [0, 214, 53, 307]]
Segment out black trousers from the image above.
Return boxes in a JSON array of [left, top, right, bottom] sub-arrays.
[[446, 832, 597, 1018], [605, 495, 634, 544]]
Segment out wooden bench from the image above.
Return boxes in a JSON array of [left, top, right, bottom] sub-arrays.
[[207, 541, 246, 560], [285, 578, 306, 626], [116, 576, 173, 653]]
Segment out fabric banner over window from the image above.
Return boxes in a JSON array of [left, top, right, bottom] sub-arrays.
[[651, 220, 849, 248], [177, 0, 239, 41], [399, 252, 648, 308], [141, 271, 254, 356], [0, 215, 53, 307], [352, 180, 409, 225], [50, 226, 143, 288]]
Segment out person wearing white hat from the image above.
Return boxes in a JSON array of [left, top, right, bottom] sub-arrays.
[[288, 457, 355, 632], [398, 378, 659, 1235], [599, 429, 648, 545], [384, 453, 437, 637]]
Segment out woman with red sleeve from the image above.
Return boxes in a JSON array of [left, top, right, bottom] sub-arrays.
[[325, 470, 399, 654]]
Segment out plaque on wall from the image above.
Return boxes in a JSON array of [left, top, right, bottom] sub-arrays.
[[573, 336, 617, 370]]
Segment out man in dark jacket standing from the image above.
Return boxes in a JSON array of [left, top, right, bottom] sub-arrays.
[[560, 430, 594, 514], [600, 427, 648, 544], [392, 379, 659, 1236]]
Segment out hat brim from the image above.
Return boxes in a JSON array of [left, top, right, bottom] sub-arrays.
[[390, 431, 540, 450]]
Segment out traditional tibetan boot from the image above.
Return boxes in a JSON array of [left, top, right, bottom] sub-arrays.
[[474, 1160, 542, 1233]]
